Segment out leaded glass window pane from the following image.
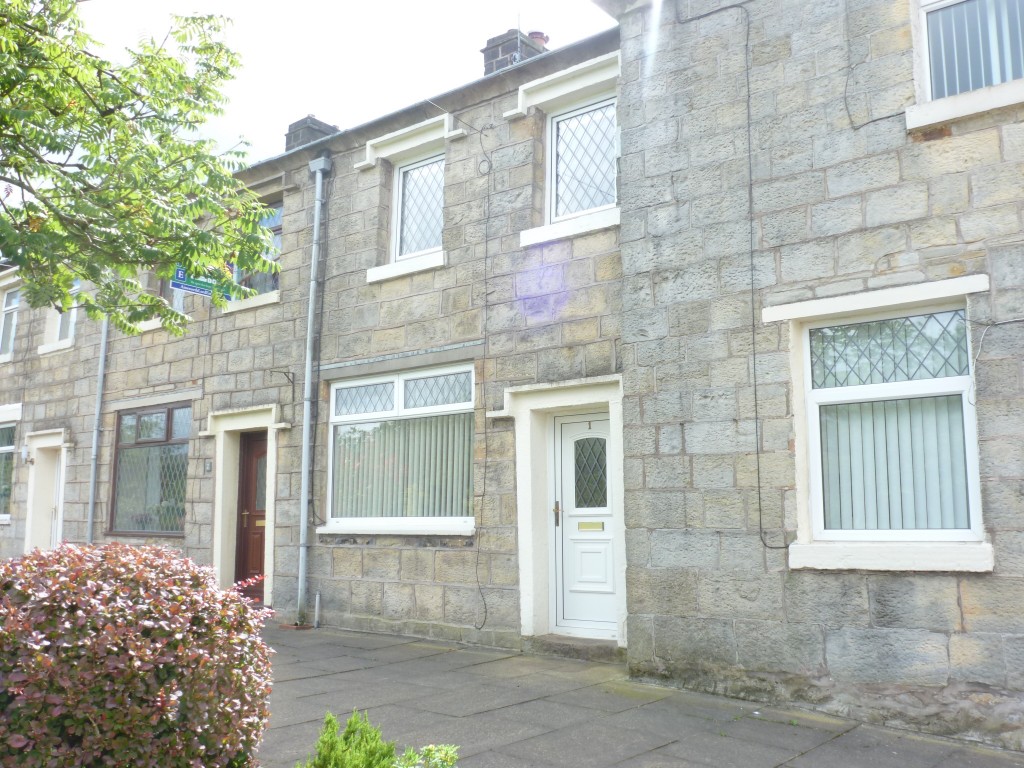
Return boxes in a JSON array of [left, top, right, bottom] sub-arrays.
[[138, 412, 167, 441], [928, 0, 1024, 99], [575, 437, 607, 508], [0, 424, 13, 519], [404, 371, 472, 409], [171, 407, 191, 440], [398, 157, 444, 257], [0, 290, 18, 356], [332, 413, 472, 518], [335, 382, 394, 416], [820, 396, 969, 530], [554, 101, 617, 218], [809, 310, 968, 389], [119, 414, 137, 444], [112, 444, 188, 532]]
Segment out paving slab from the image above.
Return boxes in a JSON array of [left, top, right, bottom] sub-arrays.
[[257, 626, 1024, 768]]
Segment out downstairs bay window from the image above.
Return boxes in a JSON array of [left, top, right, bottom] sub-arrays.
[[324, 366, 475, 535]]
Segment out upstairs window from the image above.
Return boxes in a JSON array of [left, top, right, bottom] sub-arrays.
[[111, 403, 191, 535], [0, 289, 18, 358], [549, 98, 617, 222], [236, 203, 282, 295], [923, 0, 1024, 99], [38, 280, 79, 354], [394, 155, 444, 261]]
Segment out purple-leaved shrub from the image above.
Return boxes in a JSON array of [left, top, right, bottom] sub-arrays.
[[0, 542, 272, 767]]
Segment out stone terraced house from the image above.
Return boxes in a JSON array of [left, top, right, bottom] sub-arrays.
[[1, 0, 1023, 749]]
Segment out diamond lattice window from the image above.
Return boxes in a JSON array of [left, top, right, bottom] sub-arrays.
[[336, 382, 395, 416], [574, 437, 607, 508], [398, 156, 444, 258], [0, 424, 14, 517], [111, 404, 191, 534], [553, 100, 617, 219], [810, 310, 968, 389], [404, 372, 473, 409], [806, 309, 979, 537], [330, 367, 474, 522]]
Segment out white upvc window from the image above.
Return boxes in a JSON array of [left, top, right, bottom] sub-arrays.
[[548, 98, 618, 224], [0, 422, 14, 519], [907, 0, 1024, 128], [763, 276, 994, 571], [38, 280, 79, 355], [393, 154, 444, 262], [804, 307, 983, 544], [324, 365, 475, 536], [0, 288, 19, 360]]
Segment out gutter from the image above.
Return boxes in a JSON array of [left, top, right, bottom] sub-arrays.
[[295, 151, 332, 625]]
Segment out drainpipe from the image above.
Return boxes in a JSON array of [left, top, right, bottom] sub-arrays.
[[86, 316, 110, 544], [296, 151, 332, 625]]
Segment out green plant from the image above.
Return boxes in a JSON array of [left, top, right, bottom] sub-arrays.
[[298, 712, 458, 768], [0, 542, 272, 767]]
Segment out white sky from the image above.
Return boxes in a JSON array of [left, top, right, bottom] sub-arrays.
[[77, 1, 617, 163]]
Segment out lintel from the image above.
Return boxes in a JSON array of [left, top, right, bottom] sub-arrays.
[[353, 114, 466, 171]]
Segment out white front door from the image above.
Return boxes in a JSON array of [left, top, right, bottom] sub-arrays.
[[25, 433, 65, 553], [553, 415, 617, 638]]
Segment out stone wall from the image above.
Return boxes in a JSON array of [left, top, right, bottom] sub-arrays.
[[608, 0, 1024, 749]]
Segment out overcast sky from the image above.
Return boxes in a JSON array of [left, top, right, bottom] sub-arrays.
[[77, 1, 617, 162]]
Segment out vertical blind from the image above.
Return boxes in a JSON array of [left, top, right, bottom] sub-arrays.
[[820, 396, 969, 530], [928, 0, 1024, 99], [333, 413, 472, 518]]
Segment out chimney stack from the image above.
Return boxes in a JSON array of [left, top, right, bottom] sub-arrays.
[[285, 115, 338, 152], [481, 29, 548, 76]]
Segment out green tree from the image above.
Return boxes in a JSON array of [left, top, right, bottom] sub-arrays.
[[0, 0, 274, 334]]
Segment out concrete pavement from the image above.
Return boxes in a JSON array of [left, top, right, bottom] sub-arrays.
[[258, 625, 1024, 768]]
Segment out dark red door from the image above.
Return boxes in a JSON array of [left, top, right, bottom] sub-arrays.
[[235, 432, 267, 602]]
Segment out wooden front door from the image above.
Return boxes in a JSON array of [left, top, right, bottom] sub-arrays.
[[235, 432, 267, 602]]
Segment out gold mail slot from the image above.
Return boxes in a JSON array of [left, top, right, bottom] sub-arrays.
[[578, 521, 604, 532], [255, 520, 266, 527]]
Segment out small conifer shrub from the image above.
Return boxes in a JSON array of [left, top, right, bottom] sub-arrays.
[[0, 542, 273, 767], [297, 711, 458, 768]]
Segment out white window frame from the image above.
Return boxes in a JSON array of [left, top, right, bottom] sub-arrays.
[[546, 96, 619, 226], [511, 53, 622, 248], [38, 280, 79, 355], [0, 420, 15, 522], [803, 304, 983, 544], [391, 153, 445, 264], [321, 364, 476, 536], [355, 114, 465, 284], [763, 276, 994, 571], [0, 286, 19, 363], [907, 0, 1024, 129]]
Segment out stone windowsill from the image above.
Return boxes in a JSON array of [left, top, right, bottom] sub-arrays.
[[789, 541, 994, 572], [905, 79, 1024, 130], [317, 516, 475, 537], [221, 289, 281, 314], [366, 250, 445, 284], [36, 337, 74, 356]]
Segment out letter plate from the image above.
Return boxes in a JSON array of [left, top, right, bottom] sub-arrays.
[[578, 521, 604, 532]]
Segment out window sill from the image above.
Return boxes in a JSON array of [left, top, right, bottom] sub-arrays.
[[108, 530, 185, 538], [520, 207, 620, 248], [906, 78, 1024, 130], [366, 250, 445, 284], [222, 289, 280, 314], [789, 541, 994, 572], [317, 516, 475, 536], [0, 353, 11, 364], [37, 338, 73, 356], [0, 515, 10, 526]]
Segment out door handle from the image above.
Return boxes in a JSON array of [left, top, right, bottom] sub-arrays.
[[553, 501, 560, 527]]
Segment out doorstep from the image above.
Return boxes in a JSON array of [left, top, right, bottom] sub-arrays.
[[522, 633, 626, 664]]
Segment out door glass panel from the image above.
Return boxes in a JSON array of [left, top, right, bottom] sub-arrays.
[[575, 437, 607, 508], [255, 453, 267, 510]]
